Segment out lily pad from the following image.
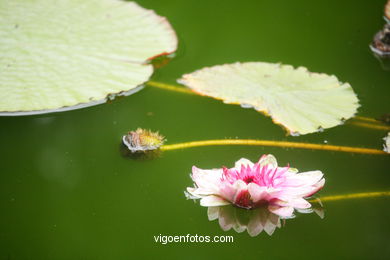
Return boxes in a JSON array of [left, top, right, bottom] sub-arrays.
[[178, 62, 359, 135], [0, 0, 177, 115]]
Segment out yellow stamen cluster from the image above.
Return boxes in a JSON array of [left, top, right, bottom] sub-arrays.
[[123, 128, 165, 152]]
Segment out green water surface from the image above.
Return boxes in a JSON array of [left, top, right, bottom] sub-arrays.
[[1, 0, 389, 259]]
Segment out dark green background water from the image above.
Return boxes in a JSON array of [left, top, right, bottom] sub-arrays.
[[1, 0, 389, 259]]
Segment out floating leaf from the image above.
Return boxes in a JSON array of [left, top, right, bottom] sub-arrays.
[[178, 62, 359, 135], [0, 0, 177, 115]]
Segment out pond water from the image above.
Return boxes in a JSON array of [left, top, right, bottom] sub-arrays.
[[1, 0, 389, 259]]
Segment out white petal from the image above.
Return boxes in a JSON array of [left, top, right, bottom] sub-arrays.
[[185, 188, 202, 199], [200, 196, 230, 207], [233, 179, 249, 190], [296, 208, 314, 214], [190, 187, 218, 196], [234, 158, 254, 169], [191, 166, 223, 193], [268, 205, 295, 218], [258, 154, 278, 168], [295, 170, 324, 185]]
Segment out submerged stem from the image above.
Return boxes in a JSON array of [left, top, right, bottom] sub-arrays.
[[147, 81, 194, 95], [354, 116, 380, 123], [160, 139, 387, 155], [349, 121, 390, 131], [310, 191, 390, 203], [147, 81, 387, 131]]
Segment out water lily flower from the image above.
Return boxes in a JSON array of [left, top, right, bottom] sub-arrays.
[[186, 154, 325, 218]]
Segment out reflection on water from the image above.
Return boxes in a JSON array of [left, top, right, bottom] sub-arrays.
[[207, 204, 324, 237], [208, 205, 282, 236], [371, 53, 390, 71], [119, 143, 162, 160]]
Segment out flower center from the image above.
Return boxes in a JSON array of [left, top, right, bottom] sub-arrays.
[[243, 176, 254, 184], [234, 190, 252, 209]]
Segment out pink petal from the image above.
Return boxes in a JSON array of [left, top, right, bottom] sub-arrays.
[[234, 189, 252, 209], [289, 198, 311, 209], [304, 178, 325, 197], [247, 183, 268, 203], [275, 177, 325, 198], [232, 180, 251, 208], [218, 183, 237, 203], [270, 198, 289, 207]]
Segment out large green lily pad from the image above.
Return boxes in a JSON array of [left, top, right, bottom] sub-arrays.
[[0, 0, 177, 115], [178, 62, 359, 135]]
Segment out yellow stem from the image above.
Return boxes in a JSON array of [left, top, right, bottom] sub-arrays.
[[147, 81, 194, 95], [354, 116, 380, 123], [147, 82, 390, 200], [310, 191, 390, 203], [349, 121, 390, 131], [160, 139, 387, 155]]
